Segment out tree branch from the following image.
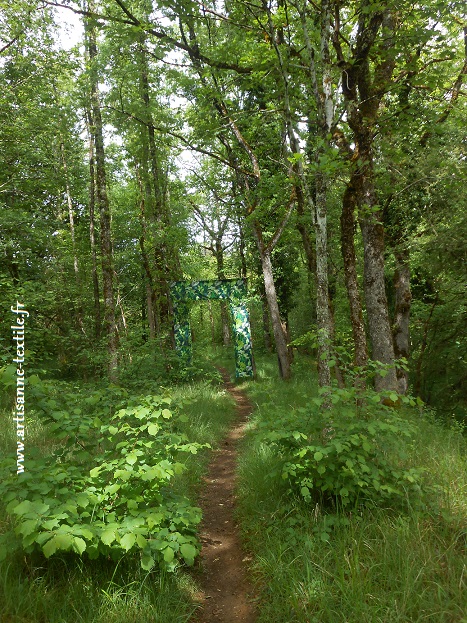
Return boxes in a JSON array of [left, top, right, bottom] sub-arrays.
[[420, 27, 467, 147], [265, 187, 297, 254]]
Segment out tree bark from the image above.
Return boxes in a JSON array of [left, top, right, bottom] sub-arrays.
[[214, 239, 230, 346], [255, 237, 291, 379], [392, 248, 411, 393], [60, 141, 80, 282], [86, 7, 118, 381], [358, 152, 397, 392], [60, 139, 84, 332], [341, 181, 368, 369], [262, 293, 273, 352], [86, 116, 101, 341], [314, 173, 332, 387], [237, 217, 248, 279], [295, 182, 316, 276]]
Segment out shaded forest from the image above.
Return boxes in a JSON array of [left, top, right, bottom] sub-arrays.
[[1, 0, 465, 415]]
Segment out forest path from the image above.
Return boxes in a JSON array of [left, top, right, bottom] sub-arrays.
[[190, 367, 257, 623]]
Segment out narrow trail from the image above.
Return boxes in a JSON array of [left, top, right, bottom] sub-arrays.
[[190, 368, 257, 623]]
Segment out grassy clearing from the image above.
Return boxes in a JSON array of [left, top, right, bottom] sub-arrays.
[[0, 373, 235, 623], [236, 353, 467, 623]]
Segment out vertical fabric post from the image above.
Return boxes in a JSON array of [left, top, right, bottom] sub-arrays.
[[173, 302, 192, 367], [230, 302, 254, 378]]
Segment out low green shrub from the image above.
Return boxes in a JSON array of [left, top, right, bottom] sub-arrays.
[[260, 385, 429, 511], [0, 385, 208, 571]]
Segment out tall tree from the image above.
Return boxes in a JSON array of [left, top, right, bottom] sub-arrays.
[[332, 3, 398, 392], [84, 3, 119, 380]]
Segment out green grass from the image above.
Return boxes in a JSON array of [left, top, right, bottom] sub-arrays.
[[235, 353, 467, 623], [0, 372, 236, 623], [0, 553, 197, 623]]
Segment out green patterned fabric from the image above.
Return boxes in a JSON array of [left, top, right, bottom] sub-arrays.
[[170, 279, 254, 378]]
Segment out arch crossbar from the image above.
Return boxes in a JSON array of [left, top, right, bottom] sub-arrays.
[[170, 279, 254, 378]]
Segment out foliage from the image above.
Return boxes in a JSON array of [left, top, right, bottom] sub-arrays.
[[260, 384, 429, 511], [0, 382, 208, 571]]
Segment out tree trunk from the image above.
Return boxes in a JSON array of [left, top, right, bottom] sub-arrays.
[[358, 160, 397, 392], [60, 140, 84, 332], [136, 165, 158, 340], [333, 7, 397, 392], [295, 182, 316, 276], [254, 229, 291, 380], [60, 142, 80, 282], [314, 173, 332, 388], [278, 0, 333, 389], [86, 119, 101, 341], [341, 181, 368, 369], [262, 293, 273, 352], [214, 239, 230, 346], [237, 217, 248, 279], [86, 8, 118, 381], [392, 248, 411, 393]]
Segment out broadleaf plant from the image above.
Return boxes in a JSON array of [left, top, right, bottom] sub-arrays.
[[260, 384, 429, 511], [0, 387, 208, 571]]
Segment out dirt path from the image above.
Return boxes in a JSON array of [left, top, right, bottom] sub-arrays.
[[191, 368, 257, 623]]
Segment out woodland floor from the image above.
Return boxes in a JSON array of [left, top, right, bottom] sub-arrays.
[[190, 368, 257, 623]]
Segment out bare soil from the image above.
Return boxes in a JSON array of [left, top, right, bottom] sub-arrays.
[[190, 368, 257, 623]]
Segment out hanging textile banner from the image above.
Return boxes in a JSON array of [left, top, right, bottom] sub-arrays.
[[170, 279, 254, 378]]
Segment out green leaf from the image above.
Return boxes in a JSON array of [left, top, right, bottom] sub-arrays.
[[100, 529, 117, 546], [120, 533, 136, 551], [18, 519, 38, 537], [23, 532, 40, 547], [314, 451, 324, 461], [135, 407, 150, 420], [72, 537, 86, 555], [126, 453, 138, 466], [147, 513, 164, 529], [141, 553, 155, 570], [148, 424, 159, 436], [30, 501, 50, 515], [74, 526, 93, 540], [180, 543, 197, 565], [114, 469, 133, 481], [163, 546, 174, 563], [136, 533, 147, 549], [161, 409, 172, 419], [12, 500, 32, 515], [43, 534, 73, 557], [76, 494, 89, 508]]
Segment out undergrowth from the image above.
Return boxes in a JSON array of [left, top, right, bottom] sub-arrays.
[[0, 362, 235, 622], [236, 353, 467, 623]]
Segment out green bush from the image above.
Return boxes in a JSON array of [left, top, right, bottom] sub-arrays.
[[260, 386, 428, 510], [0, 385, 208, 571]]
